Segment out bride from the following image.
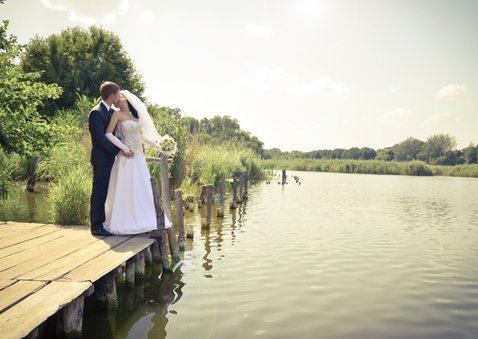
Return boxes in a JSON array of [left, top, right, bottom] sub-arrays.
[[103, 90, 173, 235]]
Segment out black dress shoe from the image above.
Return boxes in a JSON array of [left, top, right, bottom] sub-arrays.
[[91, 228, 114, 236]]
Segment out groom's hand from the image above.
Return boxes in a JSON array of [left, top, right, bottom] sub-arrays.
[[120, 150, 134, 158]]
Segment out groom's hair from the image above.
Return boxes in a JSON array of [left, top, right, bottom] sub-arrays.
[[100, 81, 121, 100]]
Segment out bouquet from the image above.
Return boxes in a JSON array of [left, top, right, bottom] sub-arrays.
[[158, 134, 177, 157]]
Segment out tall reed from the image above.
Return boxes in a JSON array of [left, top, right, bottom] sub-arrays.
[[48, 166, 91, 225]]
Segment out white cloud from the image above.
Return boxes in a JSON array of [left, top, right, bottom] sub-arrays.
[[243, 24, 273, 38], [236, 67, 284, 91], [435, 83, 468, 100], [423, 112, 453, 124], [40, 0, 129, 24], [389, 86, 400, 94], [381, 108, 412, 120], [287, 77, 347, 96], [139, 10, 155, 23]]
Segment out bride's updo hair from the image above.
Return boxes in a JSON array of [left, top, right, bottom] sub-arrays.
[[126, 100, 139, 119]]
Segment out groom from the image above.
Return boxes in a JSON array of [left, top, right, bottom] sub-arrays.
[[88, 81, 131, 236]]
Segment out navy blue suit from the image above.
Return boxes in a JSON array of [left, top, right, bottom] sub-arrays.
[[88, 102, 120, 232]]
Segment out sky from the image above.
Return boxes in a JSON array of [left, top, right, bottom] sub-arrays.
[[1, 0, 477, 151]]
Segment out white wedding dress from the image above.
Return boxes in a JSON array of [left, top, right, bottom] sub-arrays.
[[104, 120, 161, 235]]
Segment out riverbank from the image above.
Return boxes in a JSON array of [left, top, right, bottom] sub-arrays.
[[262, 158, 478, 178]]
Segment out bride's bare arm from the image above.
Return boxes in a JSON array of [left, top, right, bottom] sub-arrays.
[[105, 111, 132, 154]]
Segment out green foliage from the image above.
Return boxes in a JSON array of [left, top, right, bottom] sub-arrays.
[[47, 167, 91, 225], [0, 21, 63, 157], [431, 164, 478, 177], [197, 115, 265, 157], [262, 159, 434, 176], [20, 26, 145, 114], [393, 137, 424, 162], [417, 134, 457, 164], [192, 143, 264, 187]]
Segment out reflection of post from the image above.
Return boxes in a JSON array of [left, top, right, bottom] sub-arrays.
[[160, 153, 180, 263], [282, 169, 287, 185], [174, 189, 185, 251]]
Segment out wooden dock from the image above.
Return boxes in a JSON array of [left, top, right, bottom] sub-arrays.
[[0, 221, 156, 338]]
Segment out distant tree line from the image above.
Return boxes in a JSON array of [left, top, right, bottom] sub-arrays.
[[264, 134, 478, 166]]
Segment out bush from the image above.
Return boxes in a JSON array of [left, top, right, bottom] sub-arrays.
[[48, 167, 91, 225]]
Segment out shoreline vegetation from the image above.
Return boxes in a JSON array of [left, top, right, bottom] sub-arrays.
[[2, 22, 478, 225], [262, 159, 478, 178]]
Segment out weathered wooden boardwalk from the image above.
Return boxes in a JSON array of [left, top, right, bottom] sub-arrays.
[[0, 221, 156, 339]]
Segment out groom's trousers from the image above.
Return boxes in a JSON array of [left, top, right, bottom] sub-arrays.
[[90, 165, 113, 231]]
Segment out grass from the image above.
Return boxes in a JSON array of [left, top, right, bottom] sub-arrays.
[[261, 158, 478, 177]]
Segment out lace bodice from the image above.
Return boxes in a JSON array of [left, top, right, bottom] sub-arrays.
[[119, 120, 143, 153]]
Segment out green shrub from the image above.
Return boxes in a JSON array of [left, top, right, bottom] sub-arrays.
[[48, 167, 91, 225]]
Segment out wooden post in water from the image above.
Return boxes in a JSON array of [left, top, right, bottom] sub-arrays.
[[125, 257, 135, 288], [150, 178, 170, 270], [238, 176, 244, 204], [159, 153, 181, 264], [185, 196, 195, 211], [243, 174, 249, 200], [135, 251, 145, 280], [57, 295, 84, 338], [202, 184, 213, 229], [95, 271, 118, 309], [229, 177, 238, 209], [281, 169, 287, 185], [217, 179, 225, 217], [151, 240, 161, 263], [174, 189, 185, 251]]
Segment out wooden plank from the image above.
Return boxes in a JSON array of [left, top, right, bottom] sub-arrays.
[[0, 228, 92, 272], [0, 224, 63, 250], [0, 280, 46, 313], [0, 232, 102, 280], [0, 280, 15, 290], [0, 281, 91, 339], [0, 230, 65, 259], [59, 235, 155, 283], [0, 223, 49, 239], [18, 235, 132, 281]]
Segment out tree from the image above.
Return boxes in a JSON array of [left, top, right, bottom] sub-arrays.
[[20, 26, 145, 115], [418, 134, 457, 164], [463, 143, 478, 164], [0, 21, 63, 190], [394, 137, 424, 162]]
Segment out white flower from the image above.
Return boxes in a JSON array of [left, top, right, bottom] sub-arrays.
[[158, 135, 177, 156]]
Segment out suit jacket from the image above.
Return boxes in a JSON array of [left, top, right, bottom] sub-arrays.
[[88, 102, 120, 166]]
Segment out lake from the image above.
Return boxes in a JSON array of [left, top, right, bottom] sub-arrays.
[[2, 171, 478, 338]]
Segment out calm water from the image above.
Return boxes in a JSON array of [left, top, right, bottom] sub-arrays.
[[3, 172, 478, 338]]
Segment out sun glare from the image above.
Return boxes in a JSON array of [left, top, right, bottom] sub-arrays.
[[297, 0, 327, 21]]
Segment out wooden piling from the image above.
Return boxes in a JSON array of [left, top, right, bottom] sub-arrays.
[[56, 295, 84, 338], [125, 258, 135, 288], [230, 177, 238, 209], [243, 174, 249, 200], [238, 176, 244, 203], [150, 178, 170, 271], [202, 184, 213, 229], [135, 252, 145, 280], [144, 247, 153, 266], [159, 153, 180, 263], [151, 240, 161, 263], [282, 169, 287, 185], [174, 189, 185, 251], [95, 271, 118, 309]]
